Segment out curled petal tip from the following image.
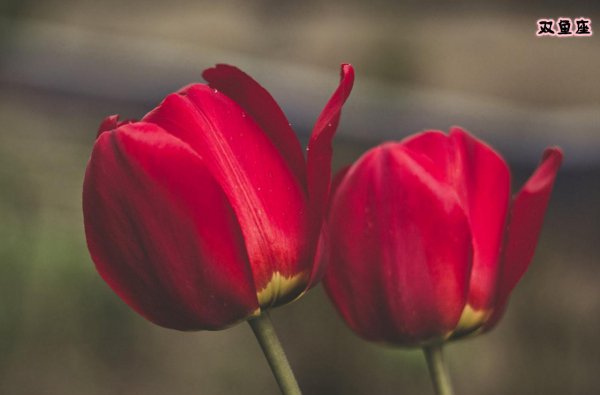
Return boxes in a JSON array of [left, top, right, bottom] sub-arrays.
[[495, 144, 563, 309], [524, 146, 563, 192], [339, 64, 355, 90], [543, 146, 564, 162], [341, 63, 354, 74], [306, 63, 355, 209]]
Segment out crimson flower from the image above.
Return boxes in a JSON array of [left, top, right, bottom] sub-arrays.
[[83, 64, 354, 331], [323, 128, 562, 346]]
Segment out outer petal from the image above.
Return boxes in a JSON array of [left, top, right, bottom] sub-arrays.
[[202, 64, 306, 188], [402, 129, 511, 312], [307, 166, 351, 290], [305, 64, 354, 288], [143, 88, 309, 307], [323, 143, 472, 345], [448, 128, 511, 312], [97, 114, 119, 137], [97, 115, 136, 138], [486, 147, 563, 329], [330, 166, 352, 202], [306, 64, 354, 214], [83, 122, 258, 330], [400, 130, 449, 169]]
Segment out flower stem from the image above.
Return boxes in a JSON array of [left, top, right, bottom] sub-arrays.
[[423, 344, 454, 395], [248, 312, 302, 395]]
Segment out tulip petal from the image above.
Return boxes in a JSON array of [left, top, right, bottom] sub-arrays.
[[306, 64, 354, 217], [403, 129, 511, 311], [324, 144, 472, 345], [449, 129, 511, 310], [83, 122, 259, 330], [202, 64, 306, 188], [307, 166, 351, 289], [97, 114, 119, 137], [97, 115, 136, 138], [143, 88, 310, 307], [496, 148, 563, 305], [330, 166, 352, 204], [400, 130, 450, 169], [304, 65, 354, 290]]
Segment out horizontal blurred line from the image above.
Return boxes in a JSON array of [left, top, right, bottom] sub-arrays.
[[1, 17, 598, 167]]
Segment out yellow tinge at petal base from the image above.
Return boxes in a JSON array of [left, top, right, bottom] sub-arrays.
[[257, 271, 309, 308], [450, 304, 492, 339]]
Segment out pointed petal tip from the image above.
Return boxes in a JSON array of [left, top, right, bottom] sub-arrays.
[[541, 146, 564, 175], [449, 126, 480, 143], [97, 115, 138, 139], [340, 63, 354, 78], [202, 63, 241, 81], [97, 114, 120, 138], [449, 125, 468, 135], [339, 64, 355, 93], [543, 146, 564, 162], [524, 146, 563, 193], [449, 126, 509, 165]]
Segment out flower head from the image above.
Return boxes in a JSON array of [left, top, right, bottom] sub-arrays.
[[83, 64, 354, 330], [323, 128, 562, 346]]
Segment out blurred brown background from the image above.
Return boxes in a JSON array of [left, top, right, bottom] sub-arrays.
[[1, 1, 599, 394]]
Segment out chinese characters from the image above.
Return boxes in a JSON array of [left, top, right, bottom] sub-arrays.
[[537, 17, 593, 37]]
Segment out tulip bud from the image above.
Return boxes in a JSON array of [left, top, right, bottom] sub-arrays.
[[83, 64, 354, 331], [323, 128, 562, 346]]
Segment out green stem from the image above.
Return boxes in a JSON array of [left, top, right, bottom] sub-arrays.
[[248, 312, 302, 395], [423, 344, 454, 395]]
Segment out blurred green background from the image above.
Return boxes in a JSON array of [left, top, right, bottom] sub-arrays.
[[1, 1, 599, 394]]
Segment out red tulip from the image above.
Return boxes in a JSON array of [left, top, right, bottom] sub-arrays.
[[83, 64, 354, 331], [323, 128, 562, 346]]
